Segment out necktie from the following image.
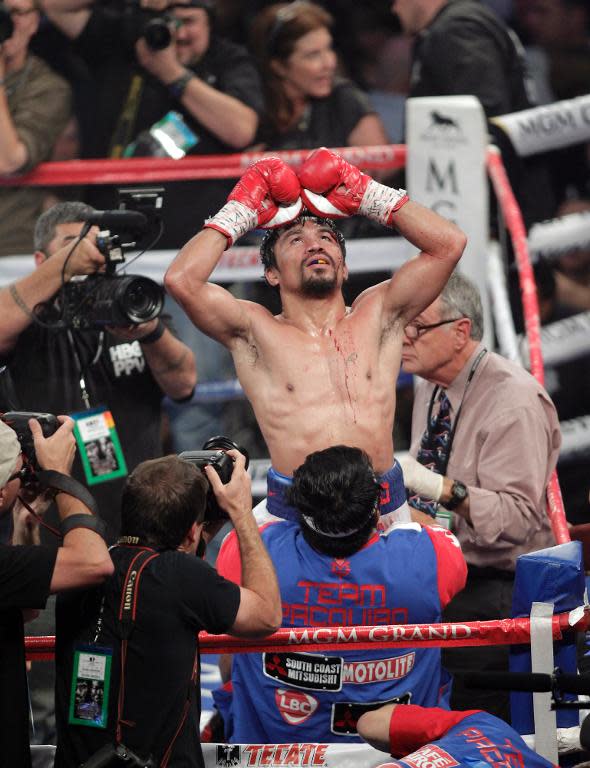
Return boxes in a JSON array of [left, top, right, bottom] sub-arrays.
[[407, 389, 452, 517]]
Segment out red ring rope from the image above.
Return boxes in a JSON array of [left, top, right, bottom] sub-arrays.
[[0, 145, 407, 187], [25, 609, 588, 661]]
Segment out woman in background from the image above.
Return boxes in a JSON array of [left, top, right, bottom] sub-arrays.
[[249, 1, 390, 150]]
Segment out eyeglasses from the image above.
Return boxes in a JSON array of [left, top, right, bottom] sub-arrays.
[[404, 316, 465, 340]]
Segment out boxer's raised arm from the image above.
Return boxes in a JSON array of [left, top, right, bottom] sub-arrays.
[[298, 147, 466, 329], [383, 201, 466, 324], [165, 158, 302, 346]]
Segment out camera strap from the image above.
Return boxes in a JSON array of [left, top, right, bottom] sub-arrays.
[[113, 546, 201, 766], [115, 548, 160, 744], [109, 72, 145, 159], [67, 329, 105, 410], [35, 470, 99, 516]]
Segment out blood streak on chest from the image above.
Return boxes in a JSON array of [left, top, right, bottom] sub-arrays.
[[328, 329, 358, 422]]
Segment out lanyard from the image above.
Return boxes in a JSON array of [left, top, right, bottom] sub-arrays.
[[66, 329, 104, 410], [425, 348, 487, 475], [109, 72, 145, 158]]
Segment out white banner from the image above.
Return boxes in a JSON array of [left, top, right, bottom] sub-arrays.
[[492, 95, 590, 157], [405, 96, 491, 346]]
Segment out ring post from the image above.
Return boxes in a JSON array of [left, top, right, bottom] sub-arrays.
[[405, 95, 491, 347], [510, 542, 585, 734]]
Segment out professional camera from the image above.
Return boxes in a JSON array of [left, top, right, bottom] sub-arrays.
[[0, 4, 14, 45], [62, 271, 164, 330], [1, 411, 59, 485], [179, 436, 250, 522], [99, 0, 172, 50], [60, 195, 165, 330]]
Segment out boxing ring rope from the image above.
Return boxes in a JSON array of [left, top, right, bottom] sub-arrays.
[[22, 607, 590, 661], [485, 147, 569, 544], [0, 145, 407, 187]]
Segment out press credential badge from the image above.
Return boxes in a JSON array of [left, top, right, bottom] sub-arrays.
[[72, 406, 127, 485], [69, 645, 113, 729]]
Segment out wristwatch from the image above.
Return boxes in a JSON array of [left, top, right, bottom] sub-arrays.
[[168, 70, 193, 100], [445, 480, 469, 510]]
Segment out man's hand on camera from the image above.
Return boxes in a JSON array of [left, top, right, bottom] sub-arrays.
[[135, 36, 184, 84], [30, 415, 76, 476], [55, 231, 105, 281], [205, 450, 252, 525], [106, 318, 160, 342]]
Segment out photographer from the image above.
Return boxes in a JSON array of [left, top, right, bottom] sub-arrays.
[[40, 0, 264, 247], [54, 449, 282, 767], [0, 199, 196, 745], [0, 200, 197, 538], [0, 0, 72, 256], [0, 416, 113, 768]]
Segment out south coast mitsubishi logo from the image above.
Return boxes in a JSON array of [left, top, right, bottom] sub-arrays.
[[421, 110, 468, 146], [275, 688, 319, 725]]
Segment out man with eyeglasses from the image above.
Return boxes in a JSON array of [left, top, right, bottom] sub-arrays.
[[0, 417, 112, 767], [400, 271, 561, 721], [0, 0, 71, 256]]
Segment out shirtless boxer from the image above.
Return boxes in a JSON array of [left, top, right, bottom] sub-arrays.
[[165, 147, 466, 524]]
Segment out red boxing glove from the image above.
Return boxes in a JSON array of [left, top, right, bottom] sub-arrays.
[[299, 147, 408, 226], [205, 158, 303, 248]]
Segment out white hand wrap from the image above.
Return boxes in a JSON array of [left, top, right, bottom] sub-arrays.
[[205, 200, 258, 247], [359, 179, 408, 226], [399, 455, 443, 501]]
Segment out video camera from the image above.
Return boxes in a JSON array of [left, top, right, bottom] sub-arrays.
[[1, 411, 59, 487], [61, 189, 165, 331], [179, 436, 250, 522]]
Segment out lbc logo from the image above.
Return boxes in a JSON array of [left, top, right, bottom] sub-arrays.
[[275, 688, 318, 725]]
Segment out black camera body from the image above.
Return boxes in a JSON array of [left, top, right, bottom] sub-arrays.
[[179, 437, 249, 522], [0, 4, 14, 44], [100, 0, 172, 50], [60, 190, 165, 331], [62, 272, 164, 330], [1, 411, 59, 481]]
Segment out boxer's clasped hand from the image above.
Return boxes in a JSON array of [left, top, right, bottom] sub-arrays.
[[205, 158, 303, 248], [298, 147, 409, 226]]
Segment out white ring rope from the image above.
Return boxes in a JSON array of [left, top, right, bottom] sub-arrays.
[[491, 94, 590, 157]]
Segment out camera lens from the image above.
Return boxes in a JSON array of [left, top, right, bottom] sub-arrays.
[[143, 17, 171, 50], [119, 277, 164, 324], [202, 436, 250, 470]]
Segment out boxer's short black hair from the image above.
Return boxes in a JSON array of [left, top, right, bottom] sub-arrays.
[[260, 215, 346, 271]]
